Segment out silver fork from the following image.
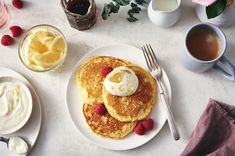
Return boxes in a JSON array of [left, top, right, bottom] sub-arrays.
[[142, 44, 180, 140]]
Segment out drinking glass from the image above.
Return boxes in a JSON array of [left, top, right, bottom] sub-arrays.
[[18, 24, 68, 72], [0, 0, 9, 27]]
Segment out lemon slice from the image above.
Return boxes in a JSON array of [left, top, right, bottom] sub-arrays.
[[32, 30, 54, 40], [39, 51, 61, 63], [49, 36, 65, 52], [27, 30, 53, 41], [32, 49, 62, 68], [27, 47, 37, 65], [28, 38, 48, 54], [24, 29, 66, 70], [42, 36, 55, 48]]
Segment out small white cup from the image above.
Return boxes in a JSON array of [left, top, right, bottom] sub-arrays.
[[148, 0, 181, 27], [181, 23, 235, 81]]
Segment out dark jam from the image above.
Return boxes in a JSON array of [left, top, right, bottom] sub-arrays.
[[62, 0, 97, 30], [66, 0, 90, 15]]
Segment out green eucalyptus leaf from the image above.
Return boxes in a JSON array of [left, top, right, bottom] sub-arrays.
[[131, 2, 138, 7], [101, 3, 111, 20], [113, 0, 130, 6], [127, 16, 138, 22], [102, 0, 143, 22], [131, 8, 141, 13], [128, 9, 134, 17], [101, 2, 120, 20], [130, 2, 141, 13], [206, 0, 226, 19], [134, 0, 146, 5], [110, 2, 120, 13], [127, 3, 141, 22]]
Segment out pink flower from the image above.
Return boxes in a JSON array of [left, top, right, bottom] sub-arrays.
[[192, 0, 217, 6]]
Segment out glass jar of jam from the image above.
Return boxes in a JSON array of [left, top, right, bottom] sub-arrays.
[[61, 0, 97, 31]]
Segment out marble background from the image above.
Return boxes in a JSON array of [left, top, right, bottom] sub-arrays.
[[0, 0, 235, 155]]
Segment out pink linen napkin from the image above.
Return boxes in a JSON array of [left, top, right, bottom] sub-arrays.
[[181, 99, 235, 156]]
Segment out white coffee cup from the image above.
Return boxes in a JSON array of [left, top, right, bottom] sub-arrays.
[[181, 23, 235, 81], [148, 0, 181, 27]]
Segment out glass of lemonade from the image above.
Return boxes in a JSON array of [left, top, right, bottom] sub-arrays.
[[18, 24, 67, 72], [0, 0, 9, 27]]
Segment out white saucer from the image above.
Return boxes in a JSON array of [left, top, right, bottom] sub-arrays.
[[66, 44, 172, 150], [0, 67, 42, 156]]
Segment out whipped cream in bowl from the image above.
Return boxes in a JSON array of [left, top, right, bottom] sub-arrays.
[[0, 77, 33, 134]]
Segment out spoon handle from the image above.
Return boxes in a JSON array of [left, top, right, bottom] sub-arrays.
[[0, 136, 8, 143]]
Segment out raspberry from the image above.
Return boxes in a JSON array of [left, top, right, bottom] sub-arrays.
[[9, 26, 23, 37], [94, 103, 107, 115], [101, 67, 113, 77], [134, 122, 145, 135], [12, 0, 23, 9], [1, 35, 13, 46], [142, 118, 154, 131]]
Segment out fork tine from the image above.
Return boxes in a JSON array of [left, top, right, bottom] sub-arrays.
[[143, 45, 156, 71], [143, 44, 157, 70], [146, 44, 159, 68], [142, 46, 152, 71]]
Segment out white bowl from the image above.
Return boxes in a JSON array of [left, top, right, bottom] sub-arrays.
[[0, 77, 33, 135]]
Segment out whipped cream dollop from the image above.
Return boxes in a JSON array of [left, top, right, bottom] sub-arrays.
[[104, 66, 139, 96], [8, 137, 29, 154], [0, 82, 31, 133]]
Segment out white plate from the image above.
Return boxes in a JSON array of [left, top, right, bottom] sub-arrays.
[[0, 67, 42, 156], [66, 44, 172, 150]]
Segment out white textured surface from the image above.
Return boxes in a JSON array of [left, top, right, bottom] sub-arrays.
[[0, 0, 235, 155]]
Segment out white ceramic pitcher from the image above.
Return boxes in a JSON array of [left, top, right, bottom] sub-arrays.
[[148, 0, 181, 27]]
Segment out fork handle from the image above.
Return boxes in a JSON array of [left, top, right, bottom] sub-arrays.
[[157, 80, 180, 140]]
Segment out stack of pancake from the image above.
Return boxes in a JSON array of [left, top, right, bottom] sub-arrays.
[[76, 56, 157, 139]]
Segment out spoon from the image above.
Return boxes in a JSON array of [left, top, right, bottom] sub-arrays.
[[0, 136, 29, 154], [0, 136, 9, 144]]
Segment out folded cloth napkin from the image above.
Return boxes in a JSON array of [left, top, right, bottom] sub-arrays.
[[181, 99, 235, 156]]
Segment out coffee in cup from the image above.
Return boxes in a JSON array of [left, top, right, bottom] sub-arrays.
[[186, 28, 220, 61], [181, 23, 235, 81]]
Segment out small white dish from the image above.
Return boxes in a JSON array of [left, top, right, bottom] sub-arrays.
[[66, 44, 172, 150], [148, 0, 181, 27], [0, 67, 42, 156]]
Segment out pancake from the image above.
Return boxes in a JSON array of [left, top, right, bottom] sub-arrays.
[[83, 103, 136, 139], [102, 65, 157, 122], [76, 56, 131, 104]]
